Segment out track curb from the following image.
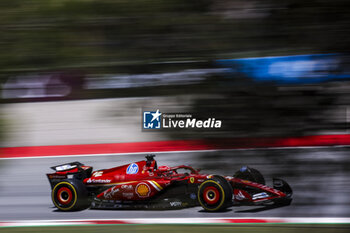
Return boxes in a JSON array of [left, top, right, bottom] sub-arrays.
[[1, 217, 350, 227]]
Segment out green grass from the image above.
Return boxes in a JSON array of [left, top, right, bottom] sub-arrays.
[[1, 224, 349, 233]]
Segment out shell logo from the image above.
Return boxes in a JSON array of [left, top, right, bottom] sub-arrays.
[[136, 183, 150, 197]]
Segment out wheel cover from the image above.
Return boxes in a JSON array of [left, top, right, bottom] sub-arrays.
[[57, 187, 73, 205], [198, 180, 226, 211], [52, 182, 78, 211], [203, 186, 220, 204]]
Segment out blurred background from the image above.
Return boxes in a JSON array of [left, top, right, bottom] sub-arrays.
[[1, 0, 350, 221], [1, 0, 350, 145]]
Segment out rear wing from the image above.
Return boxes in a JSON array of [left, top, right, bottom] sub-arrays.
[[50, 161, 84, 172], [47, 161, 93, 189]]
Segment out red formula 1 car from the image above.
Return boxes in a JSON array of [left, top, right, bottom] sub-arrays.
[[47, 155, 292, 212]]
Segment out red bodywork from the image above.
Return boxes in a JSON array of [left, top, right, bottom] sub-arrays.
[[47, 158, 290, 205], [84, 160, 209, 201]]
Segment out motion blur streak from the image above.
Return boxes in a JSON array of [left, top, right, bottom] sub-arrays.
[[0, 149, 350, 220], [0, 0, 350, 227], [2, 134, 350, 159], [2, 217, 350, 227]]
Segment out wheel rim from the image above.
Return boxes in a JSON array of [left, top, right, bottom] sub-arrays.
[[52, 182, 78, 211], [57, 187, 73, 205], [198, 178, 230, 212], [203, 186, 220, 205]]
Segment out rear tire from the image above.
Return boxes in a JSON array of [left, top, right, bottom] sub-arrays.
[[51, 179, 89, 211], [198, 175, 233, 212]]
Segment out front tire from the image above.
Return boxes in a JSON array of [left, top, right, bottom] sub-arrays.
[[234, 166, 265, 185], [198, 176, 233, 212], [51, 179, 89, 211]]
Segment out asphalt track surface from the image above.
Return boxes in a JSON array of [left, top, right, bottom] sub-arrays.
[[0, 148, 349, 221]]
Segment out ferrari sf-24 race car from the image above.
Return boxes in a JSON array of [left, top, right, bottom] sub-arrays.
[[47, 155, 292, 212]]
